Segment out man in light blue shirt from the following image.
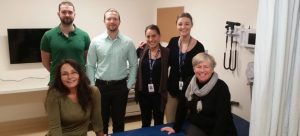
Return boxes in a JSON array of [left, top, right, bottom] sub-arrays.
[[86, 8, 138, 134]]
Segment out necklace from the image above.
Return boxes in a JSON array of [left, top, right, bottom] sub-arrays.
[[149, 47, 160, 59]]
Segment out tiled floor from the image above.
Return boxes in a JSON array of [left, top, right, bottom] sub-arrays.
[[0, 116, 143, 136]]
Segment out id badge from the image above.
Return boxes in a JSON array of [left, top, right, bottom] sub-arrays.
[[179, 81, 184, 90], [148, 84, 155, 93]]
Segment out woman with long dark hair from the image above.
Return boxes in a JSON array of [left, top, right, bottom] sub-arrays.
[[45, 59, 104, 136]]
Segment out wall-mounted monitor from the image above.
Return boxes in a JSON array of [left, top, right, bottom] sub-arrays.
[[7, 28, 50, 64], [240, 28, 256, 48]]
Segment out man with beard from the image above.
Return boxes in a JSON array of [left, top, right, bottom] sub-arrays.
[[40, 0, 90, 85], [86, 8, 138, 135]]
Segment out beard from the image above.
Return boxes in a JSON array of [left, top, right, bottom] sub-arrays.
[[60, 17, 74, 25], [107, 25, 119, 32]]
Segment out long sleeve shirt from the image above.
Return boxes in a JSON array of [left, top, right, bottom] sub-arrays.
[[173, 77, 237, 136], [45, 86, 103, 136], [86, 32, 138, 89], [135, 45, 169, 111], [167, 36, 205, 97]]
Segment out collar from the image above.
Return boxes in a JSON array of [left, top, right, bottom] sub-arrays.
[[57, 24, 77, 36], [104, 31, 120, 41]]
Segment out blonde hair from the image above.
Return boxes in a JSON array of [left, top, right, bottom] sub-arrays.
[[192, 53, 216, 68]]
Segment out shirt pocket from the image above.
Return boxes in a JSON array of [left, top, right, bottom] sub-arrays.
[[96, 44, 111, 61]]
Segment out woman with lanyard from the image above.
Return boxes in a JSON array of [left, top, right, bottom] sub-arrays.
[[135, 24, 169, 127], [165, 12, 205, 123]]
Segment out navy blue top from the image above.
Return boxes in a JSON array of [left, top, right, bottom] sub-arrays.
[[141, 52, 161, 94]]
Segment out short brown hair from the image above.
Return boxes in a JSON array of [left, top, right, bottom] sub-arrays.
[[104, 8, 121, 21], [58, 0, 75, 11]]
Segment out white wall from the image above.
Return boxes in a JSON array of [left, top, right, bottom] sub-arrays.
[[0, 0, 154, 122], [0, 0, 154, 91], [0, 0, 257, 122], [154, 0, 257, 121]]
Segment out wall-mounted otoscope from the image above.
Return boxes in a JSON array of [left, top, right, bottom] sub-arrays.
[[225, 21, 241, 31], [224, 21, 240, 71]]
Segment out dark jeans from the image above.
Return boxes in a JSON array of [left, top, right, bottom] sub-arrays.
[[95, 79, 129, 134], [138, 92, 164, 128]]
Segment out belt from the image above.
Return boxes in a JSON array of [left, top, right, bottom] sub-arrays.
[[96, 78, 127, 85]]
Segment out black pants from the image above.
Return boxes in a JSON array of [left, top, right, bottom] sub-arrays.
[[95, 79, 129, 134], [185, 123, 207, 136], [138, 92, 164, 128]]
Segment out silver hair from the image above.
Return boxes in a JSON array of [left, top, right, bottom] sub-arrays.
[[192, 53, 216, 68]]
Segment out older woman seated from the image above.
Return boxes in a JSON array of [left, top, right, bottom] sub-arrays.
[[161, 53, 237, 136]]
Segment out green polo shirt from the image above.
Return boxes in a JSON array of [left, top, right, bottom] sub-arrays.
[[40, 25, 90, 84]]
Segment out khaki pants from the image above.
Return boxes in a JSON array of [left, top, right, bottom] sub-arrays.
[[164, 92, 178, 123]]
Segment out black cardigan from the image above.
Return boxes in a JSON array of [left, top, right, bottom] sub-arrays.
[[135, 45, 169, 111], [167, 36, 205, 97], [173, 76, 237, 136]]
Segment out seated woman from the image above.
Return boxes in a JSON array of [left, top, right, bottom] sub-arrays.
[[45, 59, 104, 136], [161, 53, 237, 136]]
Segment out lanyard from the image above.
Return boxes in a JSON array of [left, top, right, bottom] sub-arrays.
[[178, 37, 192, 79], [148, 48, 160, 83]]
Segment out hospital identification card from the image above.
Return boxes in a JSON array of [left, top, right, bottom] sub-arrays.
[[148, 84, 155, 92], [179, 81, 184, 90]]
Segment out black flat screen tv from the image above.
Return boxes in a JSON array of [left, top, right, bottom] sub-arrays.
[[7, 28, 50, 64]]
